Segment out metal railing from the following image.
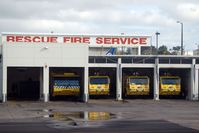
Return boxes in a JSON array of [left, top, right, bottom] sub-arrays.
[[89, 55, 198, 64]]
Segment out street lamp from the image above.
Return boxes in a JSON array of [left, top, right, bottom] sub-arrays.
[[155, 32, 160, 55], [176, 21, 183, 55]]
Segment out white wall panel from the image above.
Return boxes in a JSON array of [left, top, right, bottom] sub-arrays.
[[3, 43, 88, 67], [0, 66, 2, 101]]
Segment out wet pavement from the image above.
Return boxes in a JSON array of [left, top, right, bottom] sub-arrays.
[[65, 120, 199, 133], [0, 100, 199, 132], [0, 120, 198, 133]]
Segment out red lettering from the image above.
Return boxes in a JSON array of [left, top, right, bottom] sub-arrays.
[[96, 37, 103, 44], [41, 37, 46, 43], [16, 36, 23, 42], [120, 38, 128, 44], [83, 37, 90, 44], [64, 37, 70, 43], [41, 36, 51, 43], [140, 37, 147, 44], [50, 37, 57, 43], [33, 36, 40, 42], [131, 38, 138, 44], [104, 38, 111, 44], [73, 37, 81, 43], [6, 36, 15, 42], [24, 36, 31, 42], [5, 35, 149, 45], [112, 38, 119, 44]]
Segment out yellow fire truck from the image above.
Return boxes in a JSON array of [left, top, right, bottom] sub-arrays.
[[51, 111, 111, 121], [126, 76, 150, 95], [160, 76, 181, 95], [51, 72, 80, 96], [89, 76, 110, 95], [88, 112, 110, 120]]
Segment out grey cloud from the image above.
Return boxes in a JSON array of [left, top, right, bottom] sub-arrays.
[[0, 0, 199, 50]]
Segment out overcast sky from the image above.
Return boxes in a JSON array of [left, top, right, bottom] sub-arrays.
[[0, 0, 199, 50]]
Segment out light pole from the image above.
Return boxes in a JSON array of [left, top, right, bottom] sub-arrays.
[[155, 32, 160, 55], [177, 21, 183, 55], [155, 32, 160, 100], [195, 43, 199, 55]]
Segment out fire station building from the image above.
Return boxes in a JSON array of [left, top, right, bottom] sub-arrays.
[[0, 33, 198, 102]]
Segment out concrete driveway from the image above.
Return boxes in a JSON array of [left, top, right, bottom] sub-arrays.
[[0, 100, 199, 133]]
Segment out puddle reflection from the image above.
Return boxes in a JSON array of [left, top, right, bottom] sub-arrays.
[[88, 112, 113, 120], [45, 111, 116, 121]]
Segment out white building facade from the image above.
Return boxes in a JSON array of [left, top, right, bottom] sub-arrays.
[[0, 33, 198, 102]]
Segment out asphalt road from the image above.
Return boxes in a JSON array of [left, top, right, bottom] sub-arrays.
[[0, 100, 199, 133], [0, 120, 199, 133]]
